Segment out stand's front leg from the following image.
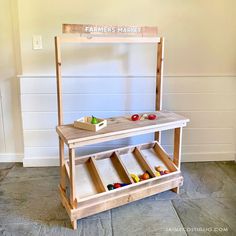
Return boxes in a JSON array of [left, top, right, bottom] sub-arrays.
[[59, 137, 66, 192], [69, 148, 78, 229], [155, 131, 161, 143], [172, 127, 182, 194]]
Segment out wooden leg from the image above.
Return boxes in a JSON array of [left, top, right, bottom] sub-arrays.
[[171, 127, 182, 194], [71, 219, 77, 230], [155, 131, 161, 143], [59, 137, 66, 192], [172, 187, 180, 194], [69, 148, 77, 208]]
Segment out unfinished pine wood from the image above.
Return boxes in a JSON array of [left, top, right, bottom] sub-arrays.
[[112, 152, 134, 184], [76, 172, 183, 207], [74, 116, 107, 132], [59, 185, 73, 218], [153, 142, 178, 172], [71, 176, 183, 221], [156, 37, 164, 111], [74, 159, 105, 200], [63, 24, 158, 37], [95, 156, 127, 187], [94, 153, 134, 188], [69, 148, 77, 208], [172, 127, 182, 194], [89, 157, 107, 192], [119, 148, 154, 178], [173, 127, 182, 168], [54, 32, 189, 229], [56, 111, 189, 148], [71, 220, 77, 230], [60, 36, 160, 44], [140, 143, 177, 174], [133, 148, 156, 177], [65, 161, 70, 179], [55, 37, 63, 125], [155, 37, 164, 142], [59, 137, 66, 191]]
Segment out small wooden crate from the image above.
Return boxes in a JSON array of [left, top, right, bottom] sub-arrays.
[[74, 117, 107, 132]]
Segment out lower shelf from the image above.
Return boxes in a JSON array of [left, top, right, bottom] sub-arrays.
[[60, 174, 183, 221], [65, 141, 180, 203]]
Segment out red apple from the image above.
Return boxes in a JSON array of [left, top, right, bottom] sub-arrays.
[[113, 183, 121, 188], [131, 114, 140, 121], [148, 114, 157, 120]]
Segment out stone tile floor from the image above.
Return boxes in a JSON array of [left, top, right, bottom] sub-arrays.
[[0, 162, 235, 236]]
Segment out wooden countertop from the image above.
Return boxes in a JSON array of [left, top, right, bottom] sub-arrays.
[[56, 111, 189, 148]]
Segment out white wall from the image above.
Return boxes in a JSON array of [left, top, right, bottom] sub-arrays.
[[0, 0, 23, 162], [1, 0, 236, 165]]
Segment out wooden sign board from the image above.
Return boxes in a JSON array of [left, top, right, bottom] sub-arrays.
[[63, 24, 158, 37]]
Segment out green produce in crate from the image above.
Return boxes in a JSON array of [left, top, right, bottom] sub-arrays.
[[91, 116, 98, 124]]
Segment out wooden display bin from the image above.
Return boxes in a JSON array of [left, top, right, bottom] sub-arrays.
[[140, 142, 179, 176], [74, 117, 107, 132], [61, 141, 183, 222], [54, 28, 189, 230]]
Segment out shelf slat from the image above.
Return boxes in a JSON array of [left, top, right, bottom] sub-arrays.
[[134, 147, 156, 177], [153, 142, 178, 171], [112, 152, 134, 184], [89, 157, 108, 192]]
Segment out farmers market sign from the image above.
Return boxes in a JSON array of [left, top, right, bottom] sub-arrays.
[[63, 24, 157, 36]]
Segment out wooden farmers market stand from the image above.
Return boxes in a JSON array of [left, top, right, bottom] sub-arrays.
[[55, 24, 189, 229]]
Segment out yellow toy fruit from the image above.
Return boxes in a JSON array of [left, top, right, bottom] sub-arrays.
[[131, 174, 140, 183], [156, 171, 161, 177]]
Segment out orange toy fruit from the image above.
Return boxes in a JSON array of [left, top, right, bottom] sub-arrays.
[[142, 172, 150, 180]]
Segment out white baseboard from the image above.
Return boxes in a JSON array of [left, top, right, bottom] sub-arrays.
[[181, 152, 235, 162], [0, 153, 24, 162], [22, 152, 235, 167], [23, 156, 59, 167]]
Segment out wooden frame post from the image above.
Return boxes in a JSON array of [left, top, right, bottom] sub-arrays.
[[69, 148, 77, 208], [172, 127, 182, 194], [155, 37, 164, 142], [69, 148, 77, 229], [59, 137, 66, 192], [55, 36, 63, 125], [173, 127, 182, 168]]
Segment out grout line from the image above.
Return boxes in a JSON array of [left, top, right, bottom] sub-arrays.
[[215, 162, 236, 182], [110, 210, 114, 236], [170, 200, 189, 236], [0, 163, 16, 182]]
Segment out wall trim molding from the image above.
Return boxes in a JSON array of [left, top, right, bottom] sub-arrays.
[[23, 156, 59, 167], [17, 74, 236, 79], [22, 152, 235, 167], [0, 153, 24, 162]]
